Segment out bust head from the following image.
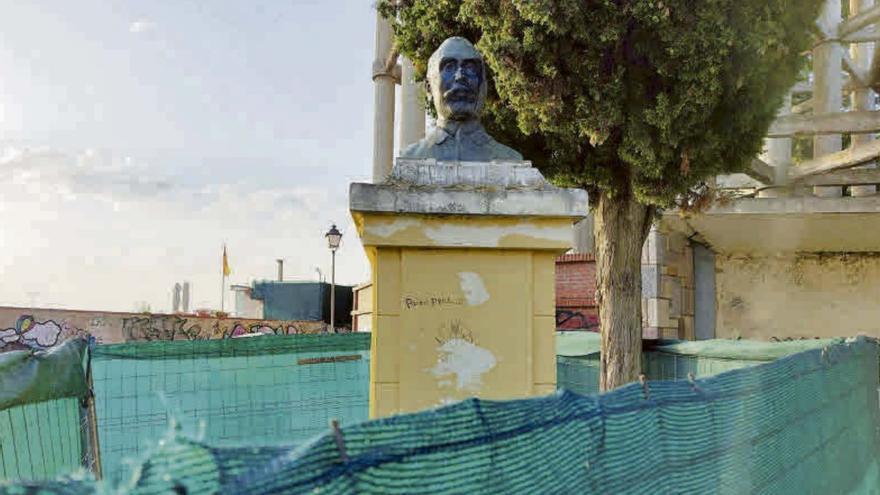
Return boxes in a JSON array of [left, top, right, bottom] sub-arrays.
[[427, 37, 487, 123]]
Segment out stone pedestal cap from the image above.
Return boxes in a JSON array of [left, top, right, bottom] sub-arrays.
[[351, 159, 587, 219]]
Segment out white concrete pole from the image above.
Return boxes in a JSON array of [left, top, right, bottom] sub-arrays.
[[812, 0, 844, 197], [758, 93, 793, 197], [372, 12, 397, 183], [398, 57, 426, 153], [849, 0, 877, 196]]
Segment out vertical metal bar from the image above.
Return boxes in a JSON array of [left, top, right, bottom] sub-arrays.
[[331, 250, 337, 332], [80, 346, 102, 480]]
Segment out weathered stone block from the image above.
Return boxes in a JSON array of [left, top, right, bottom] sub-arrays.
[[666, 232, 687, 254], [642, 228, 665, 265], [681, 245, 695, 287], [646, 298, 671, 328], [682, 287, 695, 316], [642, 265, 661, 298], [391, 159, 543, 188], [661, 327, 680, 340], [350, 159, 589, 219], [642, 326, 659, 339], [680, 315, 695, 341], [653, 232, 666, 263], [664, 249, 681, 276], [660, 274, 678, 299], [667, 277, 682, 318]]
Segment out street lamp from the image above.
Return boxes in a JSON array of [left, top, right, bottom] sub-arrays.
[[325, 224, 342, 332]]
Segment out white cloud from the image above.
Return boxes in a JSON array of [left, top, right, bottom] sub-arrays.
[[0, 146, 174, 201], [0, 146, 369, 312], [129, 20, 156, 34]]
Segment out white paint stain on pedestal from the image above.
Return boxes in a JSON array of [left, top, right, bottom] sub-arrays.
[[458, 272, 489, 306], [430, 338, 496, 392]]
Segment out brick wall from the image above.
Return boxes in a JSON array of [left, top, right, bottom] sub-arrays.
[[555, 227, 698, 340], [555, 253, 599, 330]]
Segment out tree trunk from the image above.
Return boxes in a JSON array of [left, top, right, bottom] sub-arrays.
[[594, 191, 653, 391]]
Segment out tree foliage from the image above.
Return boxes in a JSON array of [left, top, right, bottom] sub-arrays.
[[379, 0, 821, 205]]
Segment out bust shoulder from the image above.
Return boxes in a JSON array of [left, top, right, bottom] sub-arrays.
[[488, 140, 524, 161], [400, 139, 431, 159], [400, 128, 446, 159]]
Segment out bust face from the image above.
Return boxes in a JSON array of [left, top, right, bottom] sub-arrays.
[[428, 37, 486, 122]]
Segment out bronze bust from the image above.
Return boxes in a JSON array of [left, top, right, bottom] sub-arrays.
[[400, 37, 522, 162]]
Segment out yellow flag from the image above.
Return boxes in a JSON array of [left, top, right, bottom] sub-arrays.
[[223, 245, 231, 277]]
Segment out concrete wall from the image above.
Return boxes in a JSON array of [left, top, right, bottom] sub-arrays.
[[555, 253, 598, 330], [641, 228, 696, 340], [715, 253, 880, 340], [0, 306, 326, 352], [352, 283, 373, 332]]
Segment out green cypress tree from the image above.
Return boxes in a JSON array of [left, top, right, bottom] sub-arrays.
[[379, 0, 822, 390]]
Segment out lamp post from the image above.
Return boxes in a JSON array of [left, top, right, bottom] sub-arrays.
[[325, 224, 342, 332]]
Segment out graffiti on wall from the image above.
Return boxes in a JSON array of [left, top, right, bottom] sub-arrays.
[[556, 310, 599, 331], [0, 315, 85, 350], [121, 315, 323, 341], [0, 311, 328, 351]]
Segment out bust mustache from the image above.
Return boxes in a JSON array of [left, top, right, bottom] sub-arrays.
[[442, 84, 479, 119]]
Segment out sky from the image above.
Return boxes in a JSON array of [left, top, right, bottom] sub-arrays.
[[0, 0, 382, 312]]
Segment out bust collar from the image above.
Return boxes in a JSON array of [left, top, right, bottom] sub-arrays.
[[434, 118, 491, 146]]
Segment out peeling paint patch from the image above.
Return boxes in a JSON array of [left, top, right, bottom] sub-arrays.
[[423, 222, 570, 247], [429, 338, 496, 392], [366, 218, 419, 238], [437, 397, 457, 407], [458, 272, 489, 306]]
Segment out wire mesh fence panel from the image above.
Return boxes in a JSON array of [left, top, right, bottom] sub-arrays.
[[557, 337, 837, 396], [0, 399, 84, 483], [90, 334, 371, 484], [556, 355, 600, 395], [643, 338, 839, 382]]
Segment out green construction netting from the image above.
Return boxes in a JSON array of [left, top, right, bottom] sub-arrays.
[[2, 337, 877, 494], [0, 340, 88, 411], [0, 340, 88, 483], [89, 333, 371, 484]]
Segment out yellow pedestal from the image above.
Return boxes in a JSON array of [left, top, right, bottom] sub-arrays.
[[350, 159, 586, 418]]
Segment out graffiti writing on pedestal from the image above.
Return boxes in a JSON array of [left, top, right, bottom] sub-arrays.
[[404, 295, 464, 310]]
